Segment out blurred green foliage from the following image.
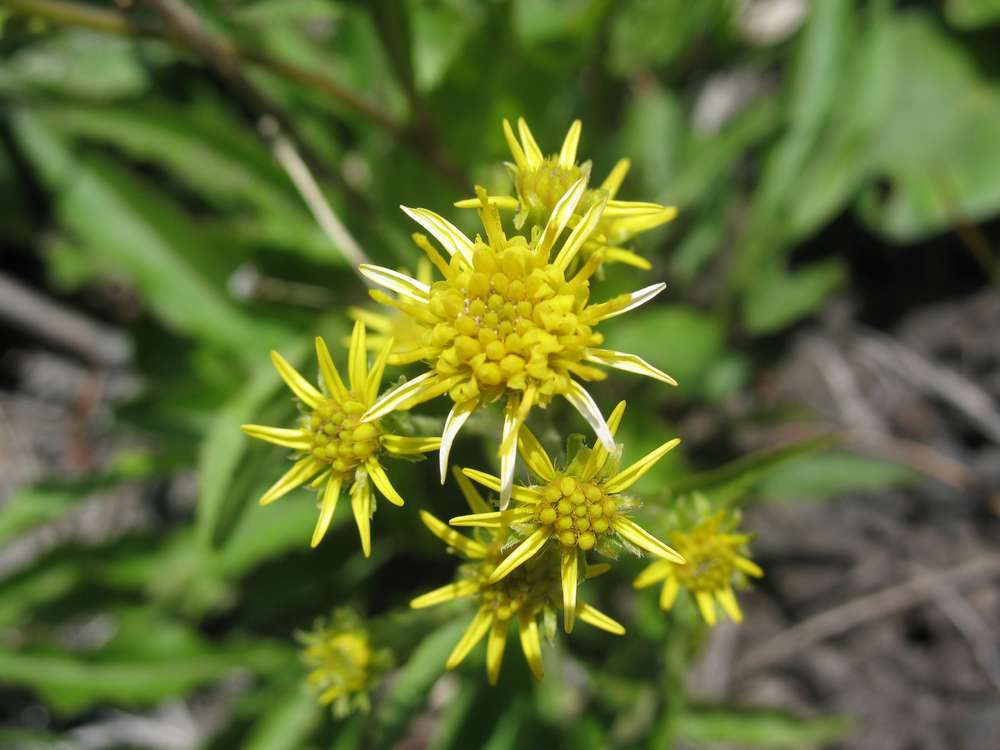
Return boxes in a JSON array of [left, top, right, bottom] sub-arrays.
[[0, 0, 994, 747]]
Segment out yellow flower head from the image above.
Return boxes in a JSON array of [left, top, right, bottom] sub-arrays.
[[241, 322, 441, 555], [411, 469, 624, 685], [455, 117, 678, 270], [359, 189, 676, 508], [448, 402, 684, 634], [347, 259, 433, 356], [634, 507, 763, 625], [298, 611, 392, 716]]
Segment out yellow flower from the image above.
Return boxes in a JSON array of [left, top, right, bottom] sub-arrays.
[[358, 189, 676, 508], [241, 322, 441, 555], [455, 117, 677, 270], [298, 611, 392, 716], [634, 509, 763, 625], [410, 468, 624, 685], [448, 401, 684, 633], [347, 259, 432, 356]]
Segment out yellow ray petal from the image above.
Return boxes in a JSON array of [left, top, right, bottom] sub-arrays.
[[716, 587, 743, 622], [537, 177, 588, 258], [449, 509, 532, 528], [578, 603, 625, 635], [419, 510, 487, 559], [585, 563, 611, 579], [350, 480, 372, 558], [564, 380, 616, 452], [308, 468, 331, 489], [517, 117, 544, 168], [310, 477, 343, 548], [400, 206, 474, 265], [366, 338, 394, 402], [381, 434, 441, 455], [600, 158, 630, 197], [659, 576, 679, 611], [240, 424, 312, 450], [361, 371, 438, 422], [347, 320, 367, 392], [410, 579, 478, 609], [366, 460, 404, 507], [607, 206, 678, 242], [613, 517, 685, 563], [734, 556, 765, 578], [454, 195, 521, 211], [486, 617, 509, 685], [270, 350, 322, 408], [633, 559, 672, 589], [558, 119, 582, 168], [603, 200, 672, 216], [358, 264, 430, 304], [561, 548, 578, 634], [517, 425, 556, 481], [315, 337, 348, 399], [502, 118, 528, 171], [585, 348, 678, 386], [695, 591, 717, 625], [440, 400, 475, 483], [604, 438, 681, 493], [347, 306, 394, 334], [517, 614, 544, 680], [487, 527, 552, 583], [553, 196, 606, 271], [593, 282, 666, 323], [446, 608, 493, 669], [460, 468, 544, 504], [498, 401, 520, 510], [603, 246, 653, 270], [259, 457, 322, 506], [581, 400, 626, 481], [452, 466, 493, 515]]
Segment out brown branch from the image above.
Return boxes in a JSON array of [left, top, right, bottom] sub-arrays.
[[735, 554, 1000, 675]]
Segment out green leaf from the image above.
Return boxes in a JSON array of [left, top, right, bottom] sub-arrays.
[[757, 452, 915, 501], [0, 637, 289, 714], [601, 305, 725, 393], [373, 620, 466, 747], [410, 0, 485, 92], [675, 706, 849, 748], [10, 109, 288, 354], [0, 29, 149, 100], [945, 0, 1000, 29], [856, 12, 1000, 241], [743, 258, 845, 333], [668, 435, 837, 505], [608, 0, 732, 77], [197, 337, 309, 549], [242, 688, 321, 750]]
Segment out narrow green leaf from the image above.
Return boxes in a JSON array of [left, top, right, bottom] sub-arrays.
[[675, 705, 850, 748]]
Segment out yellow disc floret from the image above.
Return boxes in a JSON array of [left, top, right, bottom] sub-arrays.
[[307, 396, 382, 477], [535, 475, 616, 551], [427, 240, 604, 407], [474, 549, 560, 623]]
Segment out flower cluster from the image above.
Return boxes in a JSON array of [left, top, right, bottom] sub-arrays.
[[244, 116, 762, 693]]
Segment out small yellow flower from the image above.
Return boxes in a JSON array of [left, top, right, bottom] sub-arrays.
[[455, 117, 677, 270], [449, 402, 684, 634], [359, 189, 676, 507], [411, 469, 624, 685], [241, 322, 441, 555], [634, 509, 763, 625], [347, 259, 432, 356], [298, 612, 392, 716]]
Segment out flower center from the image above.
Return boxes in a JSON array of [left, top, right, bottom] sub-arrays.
[[426, 241, 601, 405], [475, 552, 559, 622], [672, 541, 737, 592], [535, 474, 616, 551], [518, 157, 584, 218], [307, 396, 381, 477], [305, 631, 371, 695]]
